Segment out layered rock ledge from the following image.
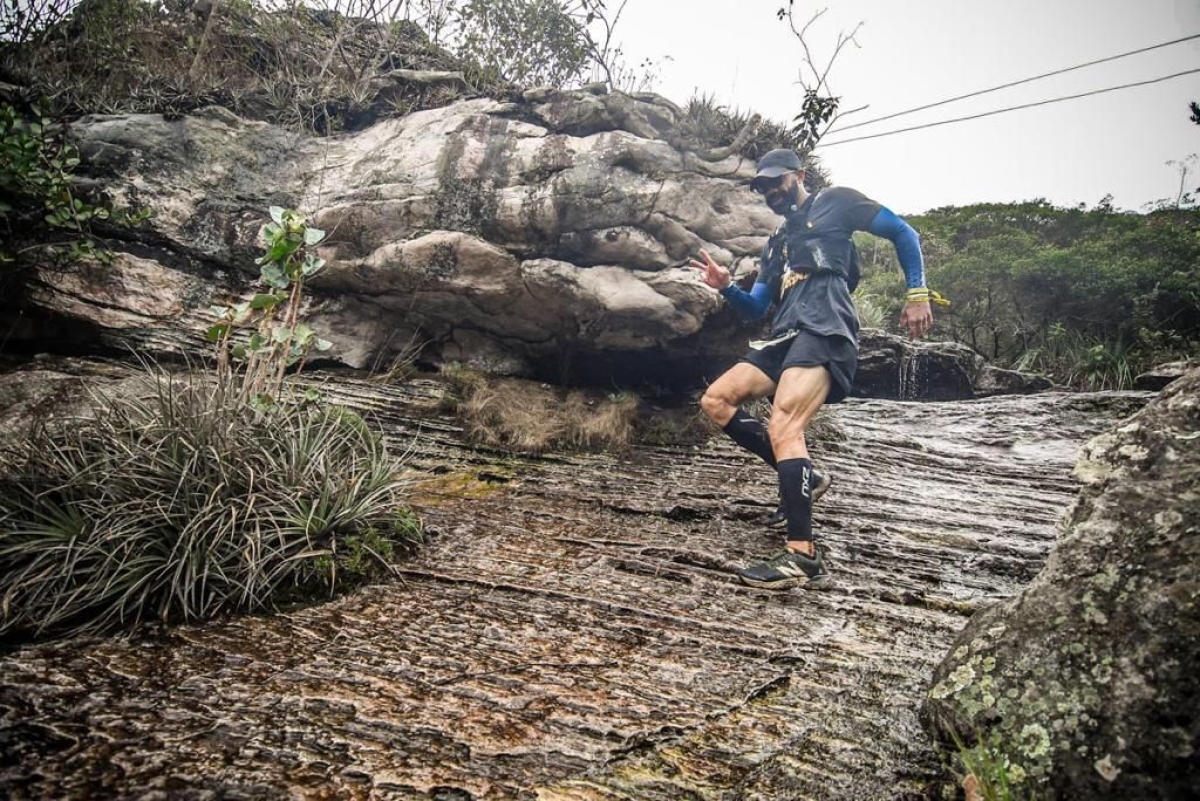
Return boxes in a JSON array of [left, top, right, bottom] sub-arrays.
[[0, 363, 1148, 798]]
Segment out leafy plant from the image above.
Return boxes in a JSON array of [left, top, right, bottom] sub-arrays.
[[0, 369, 422, 641], [207, 206, 333, 409], [950, 729, 1038, 801], [0, 102, 150, 266]]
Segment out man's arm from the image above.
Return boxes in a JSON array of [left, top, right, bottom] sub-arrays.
[[866, 207, 933, 339], [688, 249, 772, 320]]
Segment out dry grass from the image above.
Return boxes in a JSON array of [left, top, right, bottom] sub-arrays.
[[463, 378, 565, 453], [439, 365, 665, 454], [440, 365, 845, 455], [562, 390, 639, 450], [460, 376, 640, 454]]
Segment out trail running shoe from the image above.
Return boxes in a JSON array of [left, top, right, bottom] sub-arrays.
[[738, 548, 833, 590], [765, 469, 833, 528]]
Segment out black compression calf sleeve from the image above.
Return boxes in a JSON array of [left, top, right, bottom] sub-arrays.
[[721, 407, 777, 469], [778, 457, 814, 543]]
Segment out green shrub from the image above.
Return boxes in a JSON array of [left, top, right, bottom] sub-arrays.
[[854, 201, 1200, 386], [0, 370, 421, 641], [0, 102, 149, 266]]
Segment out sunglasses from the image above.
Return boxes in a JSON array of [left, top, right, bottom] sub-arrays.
[[752, 175, 788, 195]]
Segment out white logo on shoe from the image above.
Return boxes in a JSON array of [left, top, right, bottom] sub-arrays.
[[777, 561, 812, 579]]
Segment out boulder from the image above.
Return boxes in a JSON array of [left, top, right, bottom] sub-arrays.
[[0, 359, 148, 439], [852, 330, 1055, 401], [923, 367, 1200, 799], [974, 364, 1055, 396], [3, 93, 1051, 396], [1134, 359, 1198, 391], [853, 329, 982, 401], [5, 94, 768, 387]]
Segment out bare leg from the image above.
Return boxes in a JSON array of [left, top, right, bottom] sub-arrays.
[[699, 362, 776, 427]]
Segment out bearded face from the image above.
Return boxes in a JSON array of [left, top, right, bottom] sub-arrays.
[[755, 172, 804, 215], [765, 180, 801, 215]]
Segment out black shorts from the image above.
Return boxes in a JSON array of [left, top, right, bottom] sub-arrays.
[[740, 330, 857, 404]]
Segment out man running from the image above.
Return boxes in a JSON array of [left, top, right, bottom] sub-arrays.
[[690, 148, 934, 589]]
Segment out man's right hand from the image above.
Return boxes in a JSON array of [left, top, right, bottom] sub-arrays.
[[899, 300, 933, 339], [688, 248, 732, 290]]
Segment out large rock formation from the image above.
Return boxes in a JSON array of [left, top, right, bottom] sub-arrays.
[[924, 367, 1200, 798], [12, 94, 766, 386], [5, 92, 1048, 397], [1134, 359, 1198, 391], [854, 330, 1051, 401]]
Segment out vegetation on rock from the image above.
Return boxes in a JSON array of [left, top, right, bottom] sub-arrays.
[[2, 0, 478, 133], [0, 102, 151, 269]]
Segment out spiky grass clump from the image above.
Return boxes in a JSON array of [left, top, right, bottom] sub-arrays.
[[853, 292, 891, 330], [0, 371, 421, 641], [677, 92, 830, 185]]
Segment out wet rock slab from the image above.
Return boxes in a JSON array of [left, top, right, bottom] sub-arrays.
[[0, 377, 1148, 799]]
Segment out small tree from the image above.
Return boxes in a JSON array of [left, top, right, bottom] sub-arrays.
[[454, 0, 593, 88], [207, 206, 332, 408], [775, 3, 865, 155]]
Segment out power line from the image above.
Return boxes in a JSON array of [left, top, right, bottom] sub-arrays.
[[819, 68, 1200, 148], [827, 33, 1200, 135]]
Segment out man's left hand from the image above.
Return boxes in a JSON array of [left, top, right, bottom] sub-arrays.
[[899, 301, 933, 339]]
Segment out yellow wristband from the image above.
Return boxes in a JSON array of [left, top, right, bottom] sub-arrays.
[[906, 288, 950, 306]]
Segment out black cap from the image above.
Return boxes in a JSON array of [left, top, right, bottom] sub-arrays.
[[751, 149, 803, 191]]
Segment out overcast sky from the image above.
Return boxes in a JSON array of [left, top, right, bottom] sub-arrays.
[[612, 0, 1200, 215]]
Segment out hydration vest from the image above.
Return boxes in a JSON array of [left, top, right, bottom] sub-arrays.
[[763, 190, 862, 293]]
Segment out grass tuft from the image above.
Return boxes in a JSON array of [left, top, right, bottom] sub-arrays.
[[0, 367, 421, 642]]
